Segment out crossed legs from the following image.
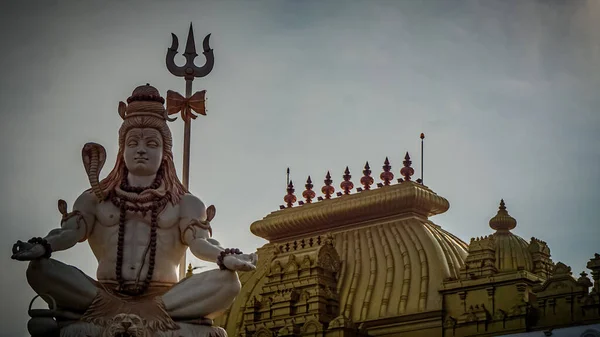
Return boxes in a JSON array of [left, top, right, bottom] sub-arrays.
[[27, 259, 241, 321], [162, 269, 241, 320]]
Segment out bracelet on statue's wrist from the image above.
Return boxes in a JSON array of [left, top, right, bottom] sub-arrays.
[[216, 248, 243, 270], [27, 237, 52, 259]]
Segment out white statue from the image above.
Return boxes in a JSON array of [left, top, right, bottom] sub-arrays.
[[11, 84, 256, 337]]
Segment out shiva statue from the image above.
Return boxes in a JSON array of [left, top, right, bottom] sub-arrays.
[[11, 84, 256, 337]]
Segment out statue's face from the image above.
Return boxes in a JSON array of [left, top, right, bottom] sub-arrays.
[[123, 128, 164, 176]]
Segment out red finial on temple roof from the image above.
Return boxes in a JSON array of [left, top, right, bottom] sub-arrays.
[[302, 176, 316, 204], [379, 157, 394, 187], [400, 152, 415, 182], [284, 180, 297, 208], [340, 166, 354, 195], [321, 171, 334, 200], [360, 161, 374, 191]]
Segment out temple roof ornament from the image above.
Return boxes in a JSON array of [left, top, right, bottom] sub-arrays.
[[302, 176, 315, 204], [252, 179, 449, 241], [283, 181, 297, 208], [359, 161, 374, 191], [257, 153, 444, 241], [339, 167, 353, 195], [479, 200, 553, 275], [489, 199, 517, 231], [488, 200, 533, 272], [320, 171, 334, 200], [378, 157, 394, 187], [400, 152, 415, 182]]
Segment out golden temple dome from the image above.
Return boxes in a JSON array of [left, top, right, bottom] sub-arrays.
[[218, 159, 470, 334], [488, 199, 550, 274]]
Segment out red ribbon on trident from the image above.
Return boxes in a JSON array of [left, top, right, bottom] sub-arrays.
[[166, 90, 207, 122]]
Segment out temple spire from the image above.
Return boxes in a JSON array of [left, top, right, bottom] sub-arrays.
[[378, 157, 394, 187], [321, 171, 334, 200], [340, 166, 354, 195], [359, 161, 374, 191], [283, 181, 297, 208], [489, 199, 517, 232], [302, 176, 316, 204], [400, 152, 415, 182]]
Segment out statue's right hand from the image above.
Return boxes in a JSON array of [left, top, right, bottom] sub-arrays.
[[11, 240, 46, 261]]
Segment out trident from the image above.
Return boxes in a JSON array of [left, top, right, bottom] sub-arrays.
[[166, 23, 214, 279]]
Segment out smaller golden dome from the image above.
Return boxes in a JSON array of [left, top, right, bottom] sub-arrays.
[[486, 199, 545, 273], [489, 199, 517, 231], [493, 232, 534, 272]]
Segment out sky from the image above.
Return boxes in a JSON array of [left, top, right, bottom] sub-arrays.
[[0, 1, 599, 336]]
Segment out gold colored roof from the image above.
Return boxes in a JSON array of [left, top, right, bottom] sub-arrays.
[[220, 180, 468, 332], [250, 181, 450, 241], [492, 232, 534, 272], [327, 218, 468, 320], [489, 200, 534, 272]]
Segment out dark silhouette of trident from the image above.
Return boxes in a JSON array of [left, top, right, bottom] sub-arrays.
[[166, 23, 214, 81], [165, 23, 214, 279]]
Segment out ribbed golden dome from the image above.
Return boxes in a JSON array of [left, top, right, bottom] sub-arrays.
[[219, 181, 468, 334], [492, 231, 534, 272], [489, 199, 533, 272], [326, 217, 468, 320]]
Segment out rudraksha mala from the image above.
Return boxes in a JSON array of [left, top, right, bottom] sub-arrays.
[[27, 237, 52, 259], [110, 168, 168, 295], [217, 248, 243, 271], [120, 167, 163, 194]]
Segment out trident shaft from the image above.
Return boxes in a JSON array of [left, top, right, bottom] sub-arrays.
[[166, 23, 214, 280]]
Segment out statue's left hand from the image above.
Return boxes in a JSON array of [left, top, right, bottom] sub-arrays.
[[11, 240, 46, 261], [223, 253, 258, 272]]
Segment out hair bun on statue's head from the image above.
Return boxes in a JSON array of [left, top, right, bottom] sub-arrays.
[[118, 84, 169, 121]]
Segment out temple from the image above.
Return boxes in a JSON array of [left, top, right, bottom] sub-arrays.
[[213, 153, 600, 337]]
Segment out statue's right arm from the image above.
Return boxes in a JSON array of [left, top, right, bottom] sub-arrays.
[[44, 191, 97, 252]]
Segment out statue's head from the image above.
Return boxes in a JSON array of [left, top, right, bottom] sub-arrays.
[[99, 84, 187, 203]]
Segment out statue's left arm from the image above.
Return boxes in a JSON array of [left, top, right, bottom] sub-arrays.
[[179, 194, 256, 271], [179, 195, 222, 263]]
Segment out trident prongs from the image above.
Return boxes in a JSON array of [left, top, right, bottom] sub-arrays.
[[166, 23, 214, 80]]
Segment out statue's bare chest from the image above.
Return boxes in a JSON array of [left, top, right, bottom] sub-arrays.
[[94, 201, 180, 231]]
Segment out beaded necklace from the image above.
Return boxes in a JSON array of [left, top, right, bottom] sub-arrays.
[[110, 167, 168, 295]]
